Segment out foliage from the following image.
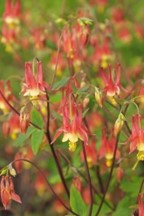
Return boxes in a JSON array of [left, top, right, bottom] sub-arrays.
[[0, 0, 144, 215]]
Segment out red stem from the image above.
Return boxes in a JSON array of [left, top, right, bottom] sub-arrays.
[[45, 92, 70, 198], [82, 141, 93, 216], [10, 158, 78, 215]]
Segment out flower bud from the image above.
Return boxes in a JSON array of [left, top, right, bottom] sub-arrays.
[[2, 121, 10, 137], [83, 97, 89, 108], [8, 164, 17, 177], [95, 87, 103, 107], [20, 108, 30, 133], [114, 113, 125, 137]]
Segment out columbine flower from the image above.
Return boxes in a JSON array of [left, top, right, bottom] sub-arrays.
[[101, 64, 121, 97], [137, 85, 144, 107], [1, 25, 17, 53], [21, 61, 48, 99], [3, 0, 21, 27], [129, 114, 144, 161], [0, 80, 15, 114], [62, 22, 89, 62], [81, 139, 97, 168], [2, 113, 20, 140], [31, 27, 47, 50], [53, 107, 88, 151], [0, 176, 22, 209], [99, 130, 120, 167], [91, 37, 112, 69], [52, 86, 88, 151]]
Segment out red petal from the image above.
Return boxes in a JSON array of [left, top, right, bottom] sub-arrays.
[[11, 192, 22, 204]]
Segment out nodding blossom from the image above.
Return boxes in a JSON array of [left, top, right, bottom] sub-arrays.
[[101, 64, 121, 97], [21, 61, 48, 99]]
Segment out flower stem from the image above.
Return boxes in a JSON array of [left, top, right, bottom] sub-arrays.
[[96, 165, 104, 194], [0, 89, 43, 131], [45, 92, 70, 198], [95, 134, 120, 216], [138, 177, 144, 194], [11, 158, 78, 216], [0, 89, 19, 115], [82, 141, 93, 216], [0, 87, 70, 198], [58, 149, 114, 211]]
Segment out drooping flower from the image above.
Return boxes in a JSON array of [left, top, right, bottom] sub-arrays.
[[81, 139, 97, 167], [0, 80, 15, 114], [31, 27, 47, 50], [52, 84, 88, 151], [14, 147, 34, 173], [99, 130, 120, 167], [129, 114, 144, 161], [2, 113, 20, 140], [61, 21, 90, 66], [21, 61, 48, 99], [1, 25, 17, 53], [137, 85, 144, 107], [91, 37, 112, 69], [101, 64, 121, 97], [3, 0, 21, 27], [0, 176, 22, 209]]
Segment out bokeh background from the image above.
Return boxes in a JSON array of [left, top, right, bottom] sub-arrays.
[[0, 0, 144, 215]]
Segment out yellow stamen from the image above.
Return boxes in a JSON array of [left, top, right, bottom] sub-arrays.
[[87, 157, 93, 168], [101, 60, 108, 69], [68, 142, 77, 152], [137, 151, 144, 161], [10, 132, 17, 140], [106, 159, 112, 167]]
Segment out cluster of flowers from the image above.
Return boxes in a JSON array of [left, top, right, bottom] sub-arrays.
[[0, 0, 144, 215]]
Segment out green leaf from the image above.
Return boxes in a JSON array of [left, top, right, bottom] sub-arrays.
[[31, 108, 44, 128], [52, 77, 70, 90], [14, 126, 36, 147], [77, 17, 94, 26], [82, 108, 89, 118], [46, 40, 57, 50], [31, 129, 44, 154], [50, 91, 62, 103], [113, 196, 132, 216], [85, 203, 111, 216], [120, 176, 141, 197], [76, 85, 90, 95], [70, 185, 87, 215]]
